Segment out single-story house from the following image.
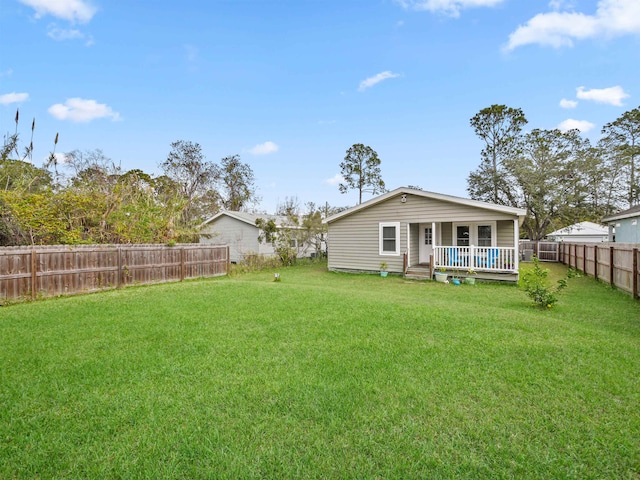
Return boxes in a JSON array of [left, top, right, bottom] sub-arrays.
[[199, 210, 314, 263], [602, 205, 640, 243], [323, 187, 527, 282], [546, 221, 609, 243]]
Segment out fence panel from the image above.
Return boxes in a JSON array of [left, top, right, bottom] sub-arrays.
[[559, 242, 638, 299], [0, 244, 228, 303], [519, 241, 559, 262]]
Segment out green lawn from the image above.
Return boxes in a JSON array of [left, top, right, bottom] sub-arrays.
[[1, 261, 639, 479]]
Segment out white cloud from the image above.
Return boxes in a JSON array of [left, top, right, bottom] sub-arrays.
[[0, 69, 13, 77], [249, 141, 279, 155], [394, 0, 504, 17], [325, 174, 344, 186], [19, 0, 97, 23], [560, 98, 578, 109], [558, 118, 595, 132], [549, 0, 576, 10], [358, 71, 401, 92], [48, 98, 121, 122], [505, 0, 640, 51], [47, 25, 84, 41], [0, 92, 29, 105], [576, 85, 629, 106]]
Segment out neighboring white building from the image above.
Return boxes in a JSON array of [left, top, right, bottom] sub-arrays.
[[199, 210, 314, 263], [546, 222, 609, 243]]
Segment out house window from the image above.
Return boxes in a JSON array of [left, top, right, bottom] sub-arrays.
[[453, 222, 497, 247], [424, 227, 432, 245], [477, 225, 492, 246], [379, 222, 400, 255], [456, 225, 470, 246]]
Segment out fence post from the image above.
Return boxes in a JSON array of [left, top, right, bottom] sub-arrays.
[[633, 248, 638, 299], [610, 246, 615, 287], [116, 247, 121, 288], [594, 246, 598, 281], [583, 244, 587, 273], [31, 249, 37, 299], [180, 247, 185, 281], [226, 245, 231, 274]]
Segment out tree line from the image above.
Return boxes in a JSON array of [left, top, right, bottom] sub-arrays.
[[3, 102, 637, 247], [0, 112, 262, 245], [467, 104, 640, 240], [1, 112, 344, 247]]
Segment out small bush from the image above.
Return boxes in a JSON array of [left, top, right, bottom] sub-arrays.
[[519, 256, 568, 308]]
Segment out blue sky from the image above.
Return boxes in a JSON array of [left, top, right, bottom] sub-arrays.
[[1, 0, 639, 212]]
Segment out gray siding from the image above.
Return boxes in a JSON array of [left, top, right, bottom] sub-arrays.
[[409, 223, 419, 266], [497, 220, 515, 247], [200, 216, 264, 262], [327, 193, 519, 273], [441, 222, 453, 245]]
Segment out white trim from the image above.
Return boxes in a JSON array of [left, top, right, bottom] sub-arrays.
[[323, 187, 527, 224], [379, 222, 401, 256], [513, 219, 519, 271]]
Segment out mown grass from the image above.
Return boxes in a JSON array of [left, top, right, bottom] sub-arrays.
[[1, 262, 639, 479]]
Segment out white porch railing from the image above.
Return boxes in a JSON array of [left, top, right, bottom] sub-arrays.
[[433, 246, 518, 272]]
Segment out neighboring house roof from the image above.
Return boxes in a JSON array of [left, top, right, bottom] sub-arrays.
[[602, 204, 640, 223], [547, 221, 608, 237], [323, 187, 528, 224], [199, 210, 294, 229]]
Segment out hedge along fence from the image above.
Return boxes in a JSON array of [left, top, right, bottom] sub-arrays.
[[559, 242, 639, 299], [0, 244, 229, 303]]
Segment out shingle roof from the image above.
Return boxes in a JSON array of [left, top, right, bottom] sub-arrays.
[[547, 221, 608, 237], [602, 204, 640, 222]]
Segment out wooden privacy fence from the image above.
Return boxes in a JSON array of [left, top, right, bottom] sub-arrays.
[[559, 242, 639, 299], [0, 244, 229, 302]]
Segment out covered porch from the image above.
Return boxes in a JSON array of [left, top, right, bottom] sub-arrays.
[[404, 220, 521, 282]]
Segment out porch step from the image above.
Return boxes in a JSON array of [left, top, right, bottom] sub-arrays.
[[405, 265, 432, 281]]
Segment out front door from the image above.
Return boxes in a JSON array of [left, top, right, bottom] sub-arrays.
[[419, 224, 433, 264]]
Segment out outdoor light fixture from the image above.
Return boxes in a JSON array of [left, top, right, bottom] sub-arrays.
[[401, 194, 407, 203]]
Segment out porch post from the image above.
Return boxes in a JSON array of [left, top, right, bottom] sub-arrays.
[[432, 222, 437, 266], [514, 219, 519, 272], [406, 223, 410, 267]]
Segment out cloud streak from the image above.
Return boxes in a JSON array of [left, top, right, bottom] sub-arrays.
[[394, 0, 504, 17], [559, 98, 578, 109], [325, 174, 344, 186], [558, 119, 595, 133], [358, 71, 400, 92], [576, 85, 629, 106], [19, 0, 97, 23], [249, 141, 279, 155], [48, 98, 121, 122], [505, 0, 640, 51], [0, 92, 29, 105]]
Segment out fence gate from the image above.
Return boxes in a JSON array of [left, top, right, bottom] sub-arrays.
[[519, 241, 559, 262]]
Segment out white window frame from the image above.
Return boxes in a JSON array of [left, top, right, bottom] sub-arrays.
[[379, 222, 401, 256], [451, 221, 497, 247]]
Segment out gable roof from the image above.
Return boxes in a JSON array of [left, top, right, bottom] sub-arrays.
[[199, 210, 291, 229], [323, 187, 527, 224], [547, 221, 608, 237], [602, 204, 640, 223]]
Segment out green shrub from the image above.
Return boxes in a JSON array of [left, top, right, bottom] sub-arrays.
[[519, 256, 568, 308]]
